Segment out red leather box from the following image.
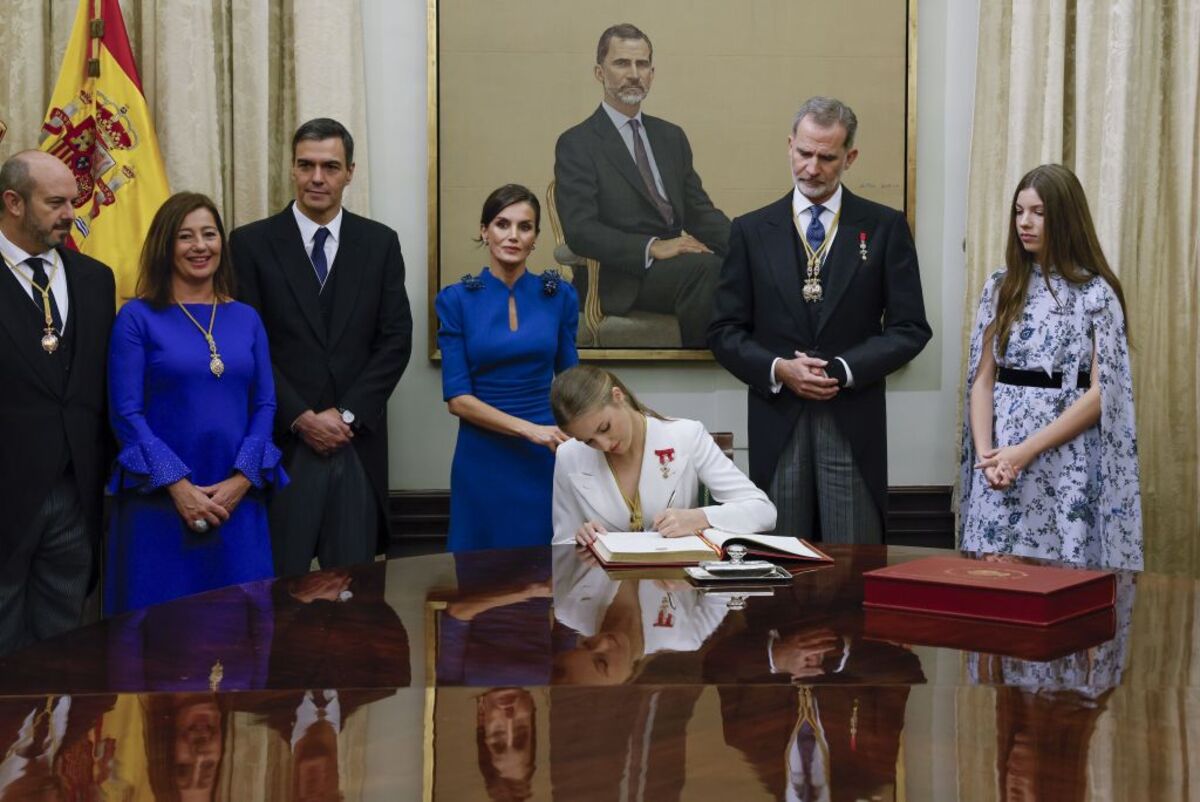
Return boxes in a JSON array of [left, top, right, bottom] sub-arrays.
[[862, 605, 1117, 661], [861, 556, 1116, 627]]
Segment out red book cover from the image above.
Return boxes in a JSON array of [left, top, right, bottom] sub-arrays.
[[862, 556, 1116, 627], [862, 605, 1117, 661]]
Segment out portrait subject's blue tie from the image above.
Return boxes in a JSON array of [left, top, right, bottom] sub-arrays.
[[310, 226, 330, 288], [806, 205, 826, 252]]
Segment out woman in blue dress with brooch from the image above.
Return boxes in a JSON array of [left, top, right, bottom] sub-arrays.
[[436, 184, 579, 550], [106, 192, 285, 613]]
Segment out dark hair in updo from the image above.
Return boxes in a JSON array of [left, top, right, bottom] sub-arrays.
[[480, 184, 541, 234]]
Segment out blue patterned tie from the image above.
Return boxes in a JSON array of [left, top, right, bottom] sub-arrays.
[[806, 205, 826, 252], [310, 226, 330, 287]]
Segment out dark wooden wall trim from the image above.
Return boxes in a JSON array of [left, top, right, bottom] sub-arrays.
[[388, 485, 954, 557]]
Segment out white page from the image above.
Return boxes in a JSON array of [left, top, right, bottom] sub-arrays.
[[596, 531, 714, 555], [702, 530, 826, 560]]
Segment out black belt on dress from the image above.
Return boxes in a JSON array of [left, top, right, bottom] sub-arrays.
[[997, 367, 1091, 389]]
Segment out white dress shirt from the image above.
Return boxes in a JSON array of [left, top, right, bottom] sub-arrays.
[[0, 228, 70, 328], [291, 204, 343, 279]]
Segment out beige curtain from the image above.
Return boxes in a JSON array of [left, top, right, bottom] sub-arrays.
[[964, 0, 1200, 576], [0, 0, 370, 228]]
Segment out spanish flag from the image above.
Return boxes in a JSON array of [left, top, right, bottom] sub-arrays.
[[39, 0, 170, 305]]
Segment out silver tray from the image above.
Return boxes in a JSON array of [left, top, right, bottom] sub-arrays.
[[684, 564, 795, 585]]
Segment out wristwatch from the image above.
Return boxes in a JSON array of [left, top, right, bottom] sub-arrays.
[[339, 408, 356, 427]]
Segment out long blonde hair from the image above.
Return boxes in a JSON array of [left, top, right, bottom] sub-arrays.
[[994, 164, 1129, 356], [550, 365, 665, 428]]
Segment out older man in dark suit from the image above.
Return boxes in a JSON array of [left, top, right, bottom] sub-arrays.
[[231, 118, 412, 576], [554, 23, 730, 348], [0, 151, 115, 655], [709, 97, 931, 543]]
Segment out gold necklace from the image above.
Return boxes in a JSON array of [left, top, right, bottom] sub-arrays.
[[2, 252, 63, 353], [176, 298, 225, 377], [606, 414, 647, 531], [793, 206, 842, 303]]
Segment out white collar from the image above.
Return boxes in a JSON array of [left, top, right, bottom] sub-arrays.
[[291, 203, 343, 245], [791, 183, 844, 219], [601, 100, 646, 131], [0, 227, 58, 269], [291, 690, 341, 749]]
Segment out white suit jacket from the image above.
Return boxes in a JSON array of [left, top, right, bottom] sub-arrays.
[[551, 416, 777, 544]]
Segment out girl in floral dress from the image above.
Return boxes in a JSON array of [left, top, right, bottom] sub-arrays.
[[960, 164, 1141, 570]]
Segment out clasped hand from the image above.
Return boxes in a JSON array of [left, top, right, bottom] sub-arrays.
[[573, 508, 710, 546], [295, 408, 353, 456], [974, 443, 1032, 490], [776, 351, 839, 400], [168, 473, 252, 530], [771, 627, 841, 680]]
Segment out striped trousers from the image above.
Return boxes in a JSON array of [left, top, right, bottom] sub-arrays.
[[768, 403, 882, 544]]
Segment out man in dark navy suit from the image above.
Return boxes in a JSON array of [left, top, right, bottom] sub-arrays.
[[232, 119, 412, 576], [0, 151, 115, 654], [709, 97, 931, 543]]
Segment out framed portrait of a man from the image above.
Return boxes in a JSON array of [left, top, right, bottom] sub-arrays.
[[428, 0, 916, 360]]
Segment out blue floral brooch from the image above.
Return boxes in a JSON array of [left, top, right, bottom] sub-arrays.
[[540, 270, 561, 296], [460, 273, 484, 291]]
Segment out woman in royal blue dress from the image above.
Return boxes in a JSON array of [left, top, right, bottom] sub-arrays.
[[106, 192, 285, 613], [436, 184, 579, 550]]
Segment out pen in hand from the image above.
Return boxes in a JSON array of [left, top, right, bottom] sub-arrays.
[[652, 489, 678, 534]]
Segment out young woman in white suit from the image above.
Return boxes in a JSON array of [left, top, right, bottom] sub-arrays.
[[550, 365, 776, 546]]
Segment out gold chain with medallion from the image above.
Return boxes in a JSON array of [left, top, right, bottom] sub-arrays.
[[176, 298, 226, 377], [2, 251, 64, 353], [793, 207, 841, 303]]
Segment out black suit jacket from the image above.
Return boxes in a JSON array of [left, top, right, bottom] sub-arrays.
[[230, 205, 412, 536], [708, 189, 931, 517], [0, 249, 114, 561], [554, 105, 730, 314]]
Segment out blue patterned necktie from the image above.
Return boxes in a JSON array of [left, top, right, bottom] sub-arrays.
[[310, 226, 330, 287], [806, 205, 827, 252]]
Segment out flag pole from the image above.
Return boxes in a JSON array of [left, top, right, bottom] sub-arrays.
[[87, 0, 102, 77]]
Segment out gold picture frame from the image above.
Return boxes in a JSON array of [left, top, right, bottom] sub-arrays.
[[427, 0, 918, 361]]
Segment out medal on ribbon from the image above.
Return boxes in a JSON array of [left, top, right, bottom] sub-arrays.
[[655, 448, 675, 479]]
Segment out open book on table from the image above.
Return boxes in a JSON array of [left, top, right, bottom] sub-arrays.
[[588, 529, 833, 567]]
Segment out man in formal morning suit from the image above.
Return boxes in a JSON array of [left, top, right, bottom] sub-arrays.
[[554, 23, 730, 347], [231, 118, 412, 576], [709, 97, 931, 542], [0, 151, 115, 655]]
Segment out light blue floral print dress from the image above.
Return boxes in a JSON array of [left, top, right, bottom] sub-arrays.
[[959, 266, 1143, 571], [966, 572, 1135, 691]]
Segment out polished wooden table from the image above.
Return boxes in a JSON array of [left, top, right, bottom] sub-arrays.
[[0, 544, 1194, 800]]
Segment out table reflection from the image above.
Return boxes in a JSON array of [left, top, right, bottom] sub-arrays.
[[476, 688, 537, 801], [551, 548, 731, 685], [0, 545, 1194, 800]]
